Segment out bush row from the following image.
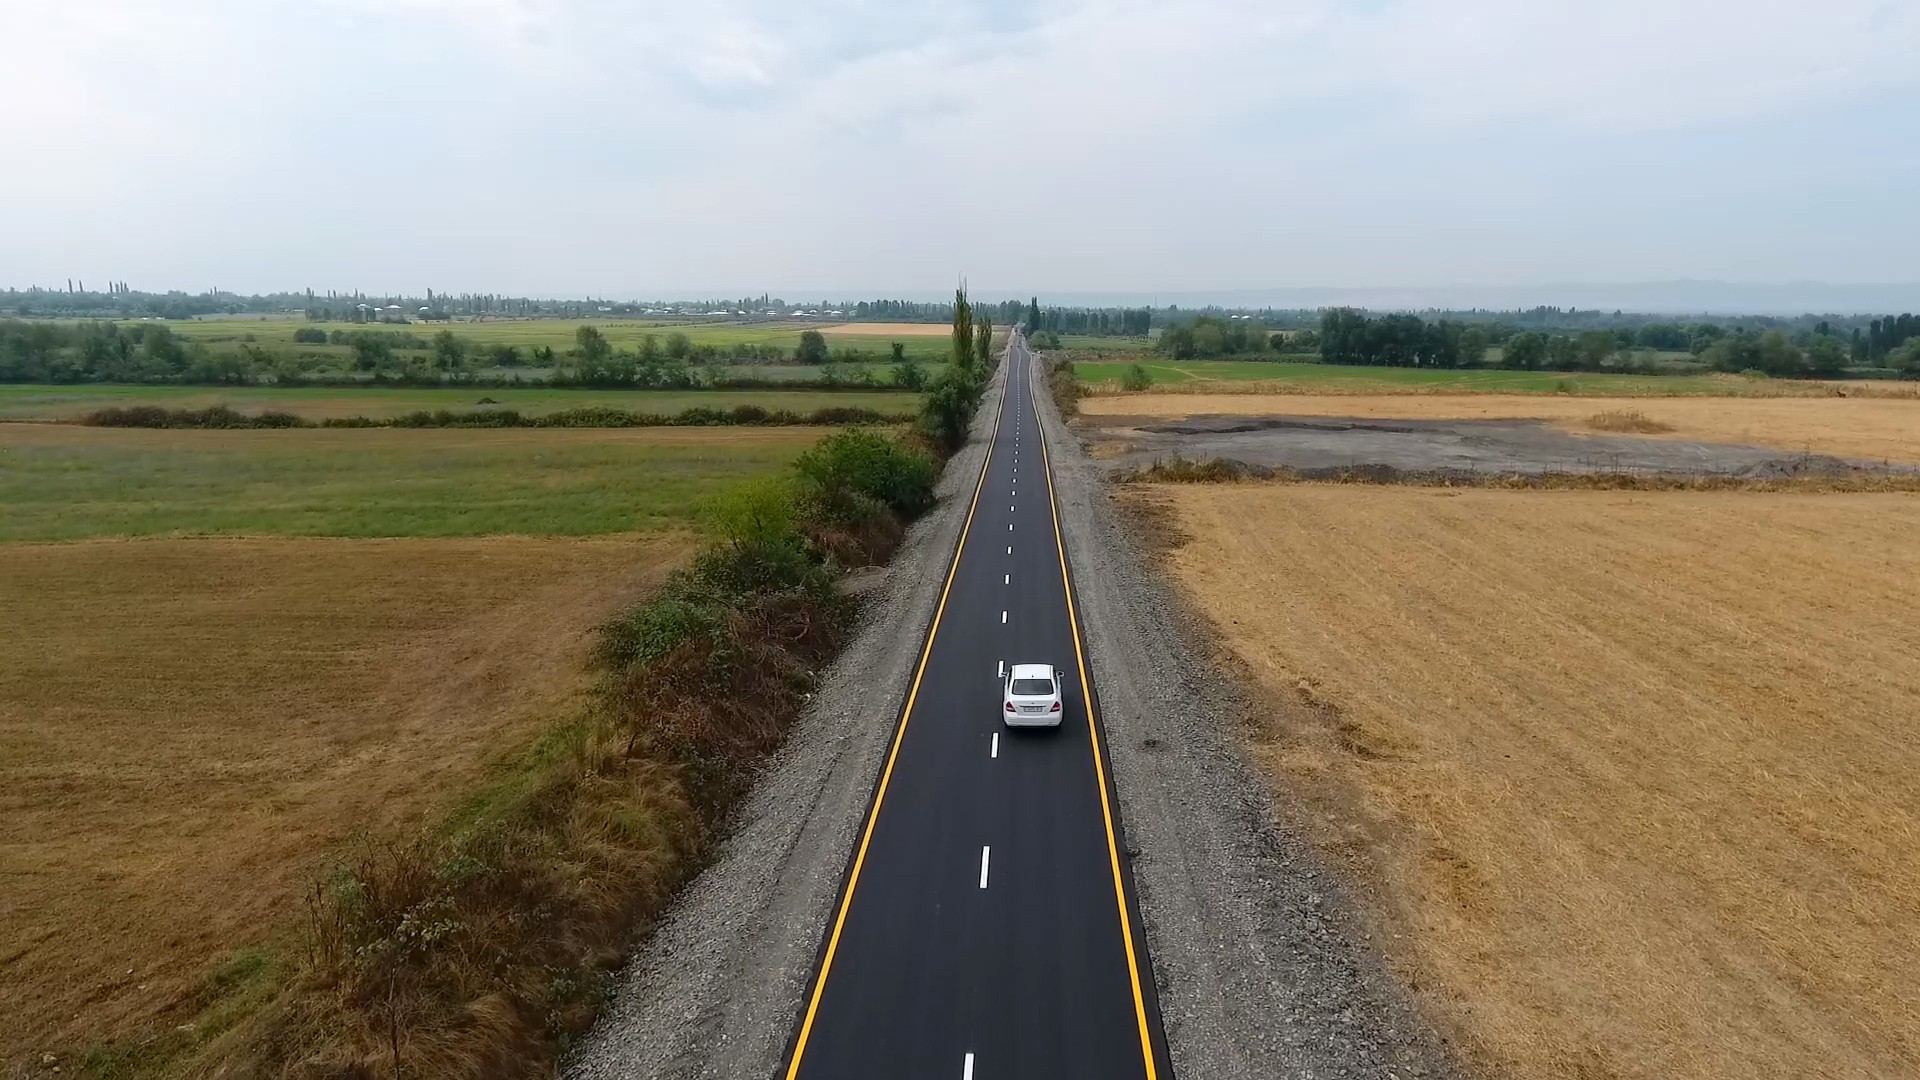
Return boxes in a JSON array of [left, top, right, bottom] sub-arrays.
[[254, 353, 998, 1075], [79, 403, 915, 430]]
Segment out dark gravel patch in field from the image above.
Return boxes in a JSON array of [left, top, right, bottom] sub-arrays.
[[1108, 413, 1876, 477]]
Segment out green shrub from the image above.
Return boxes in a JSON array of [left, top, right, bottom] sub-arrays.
[[794, 428, 937, 521], [805, 406, 889, 425], [390, 408, 524, 427], [534, 407, 647, 428], [796, 329, 829, 364], [594, 590, 727, 670], [1120, 363, 1153, 391], [82, 404, 314, 429], [1046, 356, 1083, 416], [918, 367, 984, 454]]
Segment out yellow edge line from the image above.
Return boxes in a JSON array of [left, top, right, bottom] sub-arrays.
[[1036, 351, 1159, 1079], [783, 359, 1008, 1078]]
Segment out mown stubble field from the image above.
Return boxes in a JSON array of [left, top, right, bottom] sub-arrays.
[[1130, 483, 1920, 1079], [0, 535, 692, 1058], [0, 414, 839, 1065]]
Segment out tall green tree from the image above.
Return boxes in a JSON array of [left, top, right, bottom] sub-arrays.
[[1502, 332, 1547, 370], [952, 286, 974, 371], [1026, 296, 1041, 332], [974, 315, 992, 368]]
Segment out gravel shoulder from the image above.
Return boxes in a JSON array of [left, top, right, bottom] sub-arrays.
[[568, 361, 1007, 1080], [1038, 357, 1462, 1078]]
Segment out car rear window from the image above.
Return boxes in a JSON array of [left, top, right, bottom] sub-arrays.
[[1011, 678, 1054, 695]]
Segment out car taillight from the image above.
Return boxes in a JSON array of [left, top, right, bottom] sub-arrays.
[[1005, 701, 1016, 712], [1049, 701, 1061, 712]]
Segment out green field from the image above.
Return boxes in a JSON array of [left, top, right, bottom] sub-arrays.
[[142, 316, 959, 361], [1054, 334, 1153, 351], [0, 384, 922, 421], [0, 424, 827, 541], [1073, 358, 1762, 396]]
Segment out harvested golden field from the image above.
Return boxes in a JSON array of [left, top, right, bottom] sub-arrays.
[[1083, 392, 1920, 463], [818, 321, 952, 336], [1133, 484, 1920, 1079], [0, 535, 691, 1061]]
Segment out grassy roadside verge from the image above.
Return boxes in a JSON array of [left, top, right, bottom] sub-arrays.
[[1044, 352, 1084, 417], [68, 348, 998, 1078]]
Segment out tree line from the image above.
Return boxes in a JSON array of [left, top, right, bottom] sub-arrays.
[[1319, 309, 1917, 376], [1029, 305, 1152, 337], [1158, 315, 1275, 360], [1138, 308, 1920, 378], [0, 320, 939, 387]]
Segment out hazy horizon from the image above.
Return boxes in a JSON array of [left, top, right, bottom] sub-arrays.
[[9, 278, 1915, 317], [7, 2, 1918, 297]]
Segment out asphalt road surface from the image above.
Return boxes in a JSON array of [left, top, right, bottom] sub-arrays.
[[783, 331, 1173, 1080]]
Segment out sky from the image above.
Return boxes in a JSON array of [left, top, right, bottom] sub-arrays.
[[4, 0, 1919, 302]]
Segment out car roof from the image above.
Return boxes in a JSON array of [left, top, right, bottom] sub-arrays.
[[1009, 663, 1055, 679]]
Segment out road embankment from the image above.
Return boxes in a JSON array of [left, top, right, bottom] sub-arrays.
[[570, 360, 1010, 1079]]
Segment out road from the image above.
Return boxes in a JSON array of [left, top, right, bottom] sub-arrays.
[[782, 330, 1173, 1079]]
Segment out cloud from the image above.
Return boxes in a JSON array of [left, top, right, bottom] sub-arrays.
[[1, 0, 1916, 293]]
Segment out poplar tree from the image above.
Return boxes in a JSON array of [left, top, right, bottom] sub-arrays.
[[952, 285, 974, 371]]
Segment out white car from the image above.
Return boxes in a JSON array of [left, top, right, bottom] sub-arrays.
[[1002, 663, 1063, 727]]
